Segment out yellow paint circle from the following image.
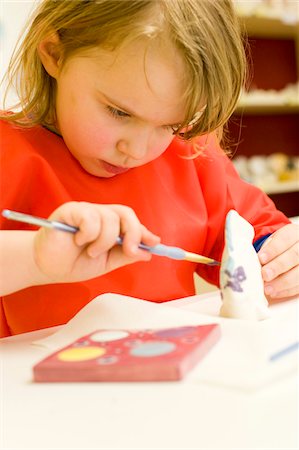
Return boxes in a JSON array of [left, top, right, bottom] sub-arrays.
[[57, 346, 106, 362]]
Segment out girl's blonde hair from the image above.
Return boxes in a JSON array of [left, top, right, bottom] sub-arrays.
[[1, 0, 246, 142]]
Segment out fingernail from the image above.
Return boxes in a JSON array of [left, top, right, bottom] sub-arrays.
[[265, 285, 274, 295], [129, 244, 139, 255], [259, 252, 268, 264], [263, 268, 274, 281]]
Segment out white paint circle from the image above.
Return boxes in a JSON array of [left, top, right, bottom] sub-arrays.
[[90, 330, 129, 342]]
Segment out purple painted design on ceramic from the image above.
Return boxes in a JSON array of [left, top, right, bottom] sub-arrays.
[[224, 266, 246, 292]]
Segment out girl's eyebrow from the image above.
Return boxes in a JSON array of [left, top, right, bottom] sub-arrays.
[[101, 92, 137, 116], [100, 92, 183, 129]]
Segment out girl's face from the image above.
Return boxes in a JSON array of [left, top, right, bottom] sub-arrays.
[[53, 40, 187, 178]]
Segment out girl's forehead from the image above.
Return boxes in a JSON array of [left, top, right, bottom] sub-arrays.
[[71, 40, 190, 123], [83, 38, 184, 83]]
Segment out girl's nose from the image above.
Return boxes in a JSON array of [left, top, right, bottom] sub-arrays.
[[116, 134, 150, 161]]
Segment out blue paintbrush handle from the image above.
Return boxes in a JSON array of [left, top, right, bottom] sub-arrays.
[[116, 237, 185, 259]]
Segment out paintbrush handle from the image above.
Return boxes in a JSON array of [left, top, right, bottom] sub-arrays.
[[2, 209, 219, 266], [116, 237, 185, 259], [2, 209, 79, 233], [116, 237, 219, 265]]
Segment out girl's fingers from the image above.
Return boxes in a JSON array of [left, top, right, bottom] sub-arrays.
[[48, 201, 161, 264], [85, 208, 122, 258], [264, 265, 299, 299], [81, 204, 160, 260], [258, 224, 299, 302], [261, 240, 299, 282], [73, 210, 102, 247], [258, 223, 299, 265], [49, 201, 102, 246], [108, 205, 160, 258], [112, 205, 144, 256], [139, 224, 161, 245], [104, 245, 151, 273]]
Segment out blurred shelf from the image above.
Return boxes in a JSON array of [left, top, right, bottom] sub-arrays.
[[290, 216, 299, 224], [235, 103, 299, 115], [239, 15, 299, 38], [256, 180, 299, 195], [234, 7, 299, 217]]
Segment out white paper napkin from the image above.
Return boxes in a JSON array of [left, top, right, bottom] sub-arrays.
[[33, 292, 298, 390]]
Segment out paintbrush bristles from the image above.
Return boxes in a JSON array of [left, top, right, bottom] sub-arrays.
[[184, 251, 220, 266]]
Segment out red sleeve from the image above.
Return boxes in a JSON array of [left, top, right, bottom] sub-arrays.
[[0, 124, 33, 226], [0, 120, 70, 230]]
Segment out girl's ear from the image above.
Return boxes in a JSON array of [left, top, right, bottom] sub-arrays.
[[37, 32, 63, 79]]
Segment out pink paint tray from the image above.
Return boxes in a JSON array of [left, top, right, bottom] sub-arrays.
[[33, 324, 221, 382]]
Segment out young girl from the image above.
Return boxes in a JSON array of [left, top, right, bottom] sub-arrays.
[[0, 0, 298, 337]]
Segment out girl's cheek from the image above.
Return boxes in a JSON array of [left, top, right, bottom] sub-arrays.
[[96, 128, 117, 148], [88, 130, 117, 156], [148, 134, 174, 160], [80, 121, 118, 152]]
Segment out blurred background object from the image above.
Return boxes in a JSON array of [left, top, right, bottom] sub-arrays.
[[230, 0, 299, 218], [234, 0, 299, 24]]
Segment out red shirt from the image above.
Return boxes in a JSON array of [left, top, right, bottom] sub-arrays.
[[0, 120, 289, 336]]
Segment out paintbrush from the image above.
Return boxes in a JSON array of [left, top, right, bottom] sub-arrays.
[[1, 209, 220, 266]]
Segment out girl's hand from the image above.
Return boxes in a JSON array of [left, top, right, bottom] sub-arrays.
[[33, 201, 160, 284], [258, 223, 299, 302]]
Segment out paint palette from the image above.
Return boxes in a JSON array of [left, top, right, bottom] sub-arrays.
[[33, 324, 221, 382]]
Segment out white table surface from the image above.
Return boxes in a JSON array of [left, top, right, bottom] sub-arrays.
[[0, 293, 298, 450]]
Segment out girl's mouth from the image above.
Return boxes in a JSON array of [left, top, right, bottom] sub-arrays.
[[101, 161, 130, 175]]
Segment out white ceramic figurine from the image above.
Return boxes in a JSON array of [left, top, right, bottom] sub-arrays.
[[219, 210, 269, 320]]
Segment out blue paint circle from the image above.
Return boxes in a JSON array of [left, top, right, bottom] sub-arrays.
[[130, 341, 176, 357]]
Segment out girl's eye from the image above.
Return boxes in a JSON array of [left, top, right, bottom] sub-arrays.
[[106, 105, 130, 119]]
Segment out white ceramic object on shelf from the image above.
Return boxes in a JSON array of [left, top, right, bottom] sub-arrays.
[[219, 210, 269, 320]]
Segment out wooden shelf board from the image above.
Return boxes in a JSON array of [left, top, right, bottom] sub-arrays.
[[239, 15, 299, 38], [235, 103, 299, 115], [256, 180, 299, 195]]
